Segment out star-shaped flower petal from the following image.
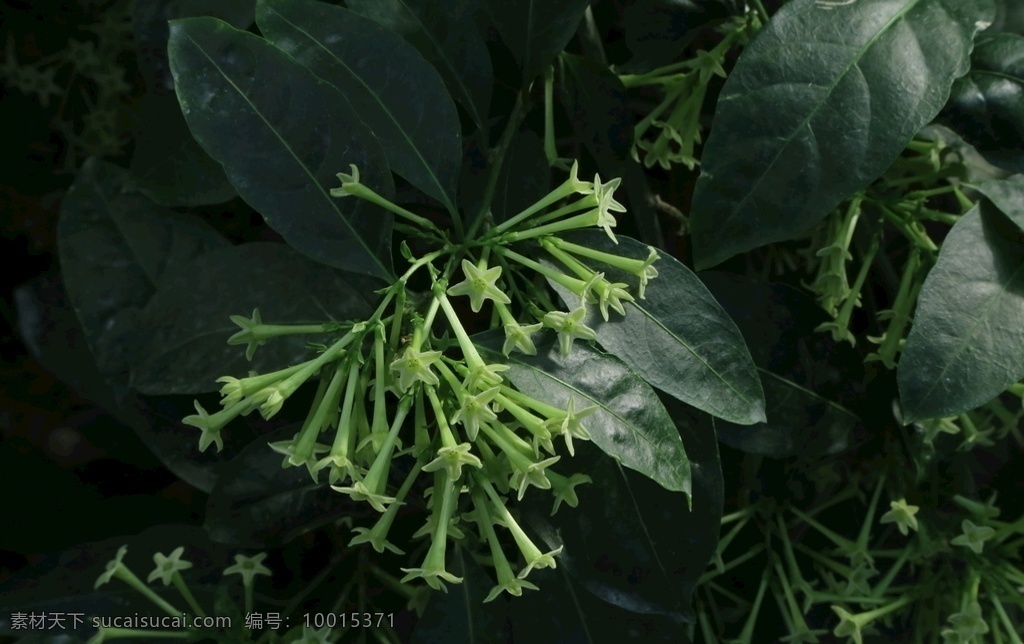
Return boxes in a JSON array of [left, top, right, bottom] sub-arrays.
[[182, 401, 225, 453], [510, 455, 561, 500], [831, 606, 865, 644], [422, 443, 484, 481], [549, 472, 591, 515], [947, 601, 989, 639], [503, 321, 544, 356], [543, 307, 598, 356], [147, 546, 193, 586], [94, 545, 129, 589], [484, 573, 539, 602], [389, 346, 443, 393], [332, 480, 398, 513], [594, 280, 634, 321], [227, 308, 264, 361], [880, 499, 920, 536], [447, 259, 511, 313], [548, 397, 597, 456], [637, 246, 660, 299], [400, 566, 464, 592], [450, 388, 500, 441], [950, 519, 996, 554], [223, 553, 272, 586]]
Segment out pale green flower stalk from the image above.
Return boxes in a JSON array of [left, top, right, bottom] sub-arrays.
[[400, 469, 463, 591], [333, 395, 413, 512], [314, 359, 364, 485], [223, 553, 271, 616], [148, 547, 204, 618], [475, 472, 563, 578], [94, 546, 181, 617], [350, 458, 425, 555], [469, 483, 538, 601]]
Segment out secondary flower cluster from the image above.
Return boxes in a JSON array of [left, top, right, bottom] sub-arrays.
[[182, 161, 660, 600]]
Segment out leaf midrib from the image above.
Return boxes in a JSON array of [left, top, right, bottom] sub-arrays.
[[178, 24, 393, 280], [262, 3, 455, 214]]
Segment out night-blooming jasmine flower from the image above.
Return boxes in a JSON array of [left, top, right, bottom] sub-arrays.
[[147, 547, 192, 585], [390, 346, 443, 392], [446, 259, 511, 313], [880, 499, 920, 536], [950, 519, 996, 554], [423, 443, 483, 482], [543, 306, 598, 356], [503, 321, 543, 356], [450, 387, 500, 441]]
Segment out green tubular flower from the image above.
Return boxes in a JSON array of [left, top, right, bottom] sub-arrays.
[[423, 443, 483, 482], [450, 386, 500, 442], [94, 546, 181, 617], [545, 397, 597, 456], [333, 396, 412, 511], [502, 321, 543, 356], [509, 455, 561, 501], [390, 345, 443, 393], [148, 547, 205, 619], [224, 552, 271, 616], [951, 519, 997, 554], [543, 306, 598, 356], [469, 484, 539, 602], [946, 602, 989, 640], [475, 473, 563, 579], [490, 160, 595, 236], [548, 238, 661, 299], [401, 470, 464, 591], [446, 259, 511, 313], [548, 471, 591, 515], [350, 460, 425, 555], [182, 398, 258, 453], [879, 499, 920, 536]]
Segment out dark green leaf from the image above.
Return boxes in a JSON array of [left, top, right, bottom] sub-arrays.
[[899, 202, 1024, 422], [557, 53, 634, 168], [550, 231, 766, 426], [461, 128, 550, 225], [690, 0, 995, 269], [942, 33, 1024, 173], [257, 0, 462, 215], [205, 425, 354, 546], [509, 567, 693, 643], [622, 0, 739, 72], [130, 242, 375, 395], [168, 17, 395, 279], [15, 274, 242, 494], [133, 0, 254, 92], [58, 158, 229, 381], [972, 174, 1024, 230], [477, 332, 690, 495], [130, 94, 236, 206], [346, 0, 493, 136], [486, 0, 592, 85], [411, 545, 512, 644], [521, 401, 720, 624], [698, 271, 859, 458]]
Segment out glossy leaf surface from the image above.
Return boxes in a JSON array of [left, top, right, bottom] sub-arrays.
[[550, 232, 765, 426], [943, 33, 1024, 172], [130, 243, 375, 395], [347, 0, 493, 135], [699, 272, 859, 458], [522, 401, 720, 624], [899, 202, 1024, 422], [168, 17, 395, 279], [257, 0, 462, 215], [58, 158, 229, 381], [690, 0, 994, 269], [478, 333, 690, 495], [972, 174, 1024, 230], [133, 0, 254, 92]]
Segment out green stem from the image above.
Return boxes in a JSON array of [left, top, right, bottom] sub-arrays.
[[468, 91, 528, 240]]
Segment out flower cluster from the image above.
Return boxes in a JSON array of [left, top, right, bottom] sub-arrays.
[[182, 161, 661, 600]]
